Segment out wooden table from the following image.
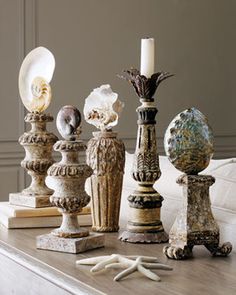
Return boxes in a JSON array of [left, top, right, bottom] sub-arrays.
[[0, 225, 235, 295]]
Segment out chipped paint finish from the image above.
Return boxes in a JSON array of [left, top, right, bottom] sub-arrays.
[[119, 68, 172, 243], [119, 101, 168, 243], [164, 174, 232, 259], [164, 108, 232, 259], [37, 106, 105, 253], [10, 111, 58, 208]]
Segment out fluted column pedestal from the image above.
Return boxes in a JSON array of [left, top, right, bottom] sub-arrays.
[[87, 131, 125, 232]]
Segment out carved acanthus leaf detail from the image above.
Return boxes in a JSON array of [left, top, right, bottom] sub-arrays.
[[19, 132, 58, 145], [128, 195, 164, 209], [48, 164, 92, 178], [25, 111, 54, 122], [87, 135, 125, 176], [135, 153, 159, 170], [21, 159, 54, 174], [54, 140, 86, 152], [50, 194, 90, 213], [132, 153, 161, 182]]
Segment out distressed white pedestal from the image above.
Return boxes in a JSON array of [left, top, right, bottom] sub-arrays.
[[37, 232, 105, 254], [9, 193, 51, 208]]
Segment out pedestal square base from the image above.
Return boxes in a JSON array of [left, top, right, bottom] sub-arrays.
[[9, 193, 51, 208], [36, 232, 105, 253]]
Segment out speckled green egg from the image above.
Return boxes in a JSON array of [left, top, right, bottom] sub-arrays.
[[164, 108, 214, 174]]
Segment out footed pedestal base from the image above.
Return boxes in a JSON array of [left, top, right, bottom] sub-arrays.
[[119, 230, 168, 243], [36, 232, 105, 254], [163, 242, 232, 260], [163, 174, 233, 260], [9, 193, 51, 208]]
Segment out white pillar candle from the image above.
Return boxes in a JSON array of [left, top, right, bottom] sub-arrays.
[[140, 38, 155, 78]]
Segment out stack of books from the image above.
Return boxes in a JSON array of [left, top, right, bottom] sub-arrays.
[[0, 202, 91, 229]]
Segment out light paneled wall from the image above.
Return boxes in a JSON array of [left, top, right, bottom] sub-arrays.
[[0, 0, 236, 199]]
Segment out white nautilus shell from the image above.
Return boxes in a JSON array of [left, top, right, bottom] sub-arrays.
[[83, 84, 124, 131], [19, 46, 55, 112]]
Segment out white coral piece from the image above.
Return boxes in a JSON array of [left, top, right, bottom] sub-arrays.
[[76, 254, 172, 282], [83, 84, 124, 131]]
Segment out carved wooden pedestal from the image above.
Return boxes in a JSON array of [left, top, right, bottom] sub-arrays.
[[10, 112, 58, 208], [164, 174, 232, 259], [87, 131, 125, 232], [119, 101, 168, 243], [37, 139, 104, 253]]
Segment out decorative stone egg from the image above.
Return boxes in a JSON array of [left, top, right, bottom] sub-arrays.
[[164, 107, 214, 174]]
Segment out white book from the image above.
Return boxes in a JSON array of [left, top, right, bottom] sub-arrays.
[[0, 202, 90, 218], [0, 212, 92, 229]]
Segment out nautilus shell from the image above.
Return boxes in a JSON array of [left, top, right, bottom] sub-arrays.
[[84, 84, 124, 131], [19, 47, 55, 112], [164, 107, 214, 174], [56, 105, 81, 140]]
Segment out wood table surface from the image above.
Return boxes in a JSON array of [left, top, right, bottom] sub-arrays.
[[0, 225, 235, 295]]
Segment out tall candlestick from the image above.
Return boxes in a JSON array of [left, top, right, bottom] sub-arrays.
[[140, 38, 155, 78]]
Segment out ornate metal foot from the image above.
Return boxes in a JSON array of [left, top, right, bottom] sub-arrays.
[[163, 245, 193, 260], [205, 242, 232, 257]]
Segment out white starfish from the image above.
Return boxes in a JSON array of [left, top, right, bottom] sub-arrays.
[[76, 254, 173, 282]]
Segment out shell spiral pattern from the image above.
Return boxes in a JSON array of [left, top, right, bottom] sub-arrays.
[[29, 77, 52, 112], [19, 46, 55, 112]]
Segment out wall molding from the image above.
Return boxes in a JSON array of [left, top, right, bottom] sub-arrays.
[[17, 0, 26, 137], [0, 0, 235, 200], [0, 0, 38, 193], [122, 135, 236, 159]]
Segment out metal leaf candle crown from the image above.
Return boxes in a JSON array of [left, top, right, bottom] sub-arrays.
[[119, 68, 173, 100], [119, 68, 173, 243]]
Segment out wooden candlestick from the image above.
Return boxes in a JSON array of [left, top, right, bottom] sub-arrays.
[[119, 69, 173, 243]]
